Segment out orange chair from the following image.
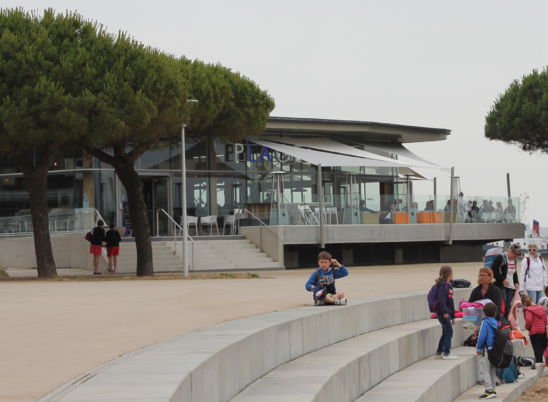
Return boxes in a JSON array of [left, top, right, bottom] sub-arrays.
[[416, 212, 431, 224], [394, 212, 409, 224]]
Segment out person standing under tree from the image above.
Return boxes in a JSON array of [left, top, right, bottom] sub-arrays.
[[105, 223, 122, 274], [90, 220, 106, 275]]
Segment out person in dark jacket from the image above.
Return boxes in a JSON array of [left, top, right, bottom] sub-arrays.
[[90, 220, 106, 275], [105, 223, 122, 274], [468, 267, 503, 321], [490, 244, 522, 318], [434, 265, 458, 360]]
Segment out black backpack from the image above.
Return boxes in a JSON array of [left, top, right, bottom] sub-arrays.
[[451, 279, 471, 288], [488, 326, 514, 369]]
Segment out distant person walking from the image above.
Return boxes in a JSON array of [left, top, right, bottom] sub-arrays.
[[491, 244, 522, 318], [90, 220, 106, 275], [105, 223, 122, 274], [520, 243, 547, 304]]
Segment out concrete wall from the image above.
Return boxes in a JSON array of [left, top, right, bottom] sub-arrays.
[[277, 223, 524, 245], [0, 235, 106, 271]]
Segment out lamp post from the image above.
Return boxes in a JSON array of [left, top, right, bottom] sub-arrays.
[[182, 100, 199, 277]]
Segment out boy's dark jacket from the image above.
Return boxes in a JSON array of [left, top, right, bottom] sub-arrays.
[[435, 280, 455, 319], [305, 266, 349, 295]]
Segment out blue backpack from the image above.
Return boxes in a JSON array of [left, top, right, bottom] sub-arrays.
[[427, 282, 449, 314], [496, 358, 520, 383], [427, 284, 438, 313]]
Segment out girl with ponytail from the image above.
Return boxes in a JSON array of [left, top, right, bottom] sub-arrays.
[[434, 266, 458, 360]]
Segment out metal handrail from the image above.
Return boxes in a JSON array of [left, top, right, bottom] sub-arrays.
[[243, 209, 283, 254], [156, 209, 194, 271]]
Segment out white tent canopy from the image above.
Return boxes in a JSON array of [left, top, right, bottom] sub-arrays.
[[250, 138, 414, 168], [358, 140, 445, 169], [260, 137, 428, 167], [250, 137, 444, 170]]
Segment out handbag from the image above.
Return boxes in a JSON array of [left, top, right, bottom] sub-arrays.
[[85, 229, 93, 242]]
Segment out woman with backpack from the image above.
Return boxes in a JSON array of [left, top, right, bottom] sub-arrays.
[[468, 267, 503, 321], [522, 294, 548, 377], [520, 243, 547, 304], [491, 244, 522, 318]]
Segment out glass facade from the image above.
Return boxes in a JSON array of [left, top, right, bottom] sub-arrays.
[[0, 137, 417, 234]]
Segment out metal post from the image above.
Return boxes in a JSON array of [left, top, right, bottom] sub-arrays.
[[349, 175, 354, 224], [406, 175, 411, 213], [449, 167, 454, 245], [317, 164, 325, 248], [277, 175, 281, 226], [181, 125, 189, 276], [156, 209, 159, 238], [506, 173, 511, 198], [433, 177, 437, 211], [260, 223, 263, 252]]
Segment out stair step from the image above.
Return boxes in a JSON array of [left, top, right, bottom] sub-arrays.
[[211, 243, 257, 250], [216, 248, 262, 255]]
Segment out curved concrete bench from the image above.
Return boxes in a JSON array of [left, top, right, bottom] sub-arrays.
[[232, 318, 467, 402], [357, 340, 536, 402], [40, 289, 472, 402]]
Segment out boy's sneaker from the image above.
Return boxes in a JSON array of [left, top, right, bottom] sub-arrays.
[[479, 390, 497, 399], [335, 298, 347, 305], [314, 299, 324, 306], [435, 353, 443, 360], [442, 354, 458, 360]]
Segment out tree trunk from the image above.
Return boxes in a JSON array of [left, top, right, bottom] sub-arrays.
[[10, 144, 59, 278], [115, 167, 154, 276], [26, 168, 57, 277]]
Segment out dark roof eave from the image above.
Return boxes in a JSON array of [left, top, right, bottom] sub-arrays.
[[266, 116, 451, 136]]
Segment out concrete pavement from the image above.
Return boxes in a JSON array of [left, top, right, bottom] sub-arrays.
[[0, 262, 496, 401]]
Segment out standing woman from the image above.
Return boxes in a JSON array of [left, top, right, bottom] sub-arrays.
[[491, 244, 522, 318], [90, 220, 106, 275], [105, 223, 122, 274], [520, 243, 547, 304], [469, 267, 503, 321]]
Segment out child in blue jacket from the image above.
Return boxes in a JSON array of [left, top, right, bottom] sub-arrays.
[[476, 303, 499, 399], [305, 251, 348, 306], [434, 266, 458, 360]]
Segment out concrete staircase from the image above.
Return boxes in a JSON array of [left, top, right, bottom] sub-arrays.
[[116, 237, 283, 273], [39, 289, 543, 402]]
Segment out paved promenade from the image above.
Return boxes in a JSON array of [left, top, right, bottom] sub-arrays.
[[0, 262, 543, 402]]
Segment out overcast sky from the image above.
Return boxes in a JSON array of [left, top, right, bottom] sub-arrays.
[[8, 1, 548, 231]]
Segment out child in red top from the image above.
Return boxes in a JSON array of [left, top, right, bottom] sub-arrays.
[[522, 295, 548, 376]]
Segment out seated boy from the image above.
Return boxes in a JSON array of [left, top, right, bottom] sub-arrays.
[[476, 303, 498, 400], [305, 251, 348, 306]]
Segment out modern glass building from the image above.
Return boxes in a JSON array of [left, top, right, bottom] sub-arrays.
[[0, 116, 526, 267], [0, 117, 450, 234]]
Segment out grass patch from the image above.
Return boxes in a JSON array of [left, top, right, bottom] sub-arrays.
[[0, 271, 264, 282], [0, 269, 8, 277]]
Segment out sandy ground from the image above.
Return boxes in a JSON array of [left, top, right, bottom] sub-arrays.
[[0, 262, 540, 402], [516, 375, 548, 402]]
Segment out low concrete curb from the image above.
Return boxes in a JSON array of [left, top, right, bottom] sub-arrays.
[[41, 290, 472, 402]]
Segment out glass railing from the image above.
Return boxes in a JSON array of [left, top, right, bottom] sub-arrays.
[[0, 208, 105, 237], [237, 194, 521, 227]]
